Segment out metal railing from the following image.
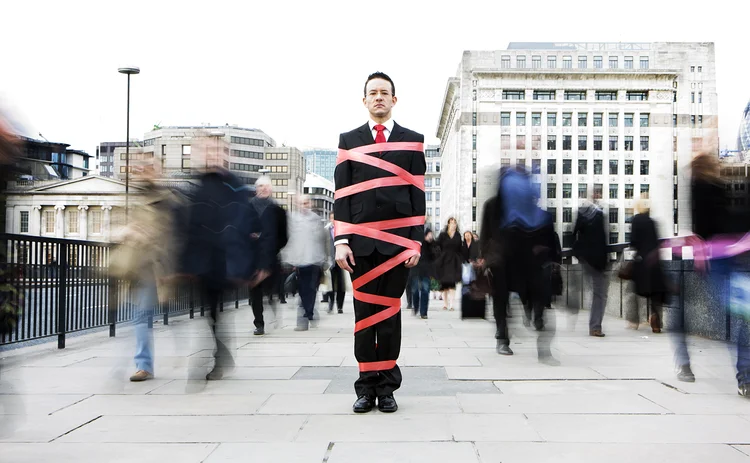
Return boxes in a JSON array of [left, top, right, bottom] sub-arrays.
[[0, 234, 251, 348]]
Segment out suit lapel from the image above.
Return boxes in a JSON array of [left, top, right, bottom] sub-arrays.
[[389, 122, 406, 143], [357, 123, 375, 146]]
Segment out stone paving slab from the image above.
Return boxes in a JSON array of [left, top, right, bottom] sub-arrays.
[[0, 443, 218, 463], [295, 414, 453, 442], [450, 414, 542, 442], [456, 392, 669, 414], [147, 379, 330, 395], [60, 394, 272, 416], [0, 394, 90, 416], [257, 394, 462, 415], [204, 442, 329, 462], [327, 442, 480, 463]]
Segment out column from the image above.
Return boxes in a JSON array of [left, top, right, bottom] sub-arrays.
[[101, 205, 112, 242], [5, 206, 13, 233], [54, 204, 65, 238], [31, 205, 42, 236], [78, 205, 88, 240]]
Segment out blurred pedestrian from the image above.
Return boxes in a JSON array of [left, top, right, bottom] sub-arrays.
[[249, 176, 288, 336], [411, 229, 436, 319], [462, 230, 480, 263], [434, 217, 462, 311], [572, 196, 609, 337], [324, 212, 346, 314], [627, 199, 668, 333], [283, 195, 331, 331]]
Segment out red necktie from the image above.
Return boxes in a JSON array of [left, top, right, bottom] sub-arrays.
[[374, 124, 387, 144]]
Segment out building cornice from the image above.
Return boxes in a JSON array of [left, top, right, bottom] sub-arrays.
[[436, 78, 460, 140]]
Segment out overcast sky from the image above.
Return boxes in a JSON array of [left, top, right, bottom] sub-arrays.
[[1, 0, 747, 157]]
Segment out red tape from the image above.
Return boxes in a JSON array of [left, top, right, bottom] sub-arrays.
[[335, 141, 424, 373]]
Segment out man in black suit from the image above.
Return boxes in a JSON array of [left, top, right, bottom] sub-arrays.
[[335, 72, 426, 414]]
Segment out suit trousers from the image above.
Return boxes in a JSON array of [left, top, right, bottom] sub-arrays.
[[327, 264, 346, 311], [353, 251, 407, 397]]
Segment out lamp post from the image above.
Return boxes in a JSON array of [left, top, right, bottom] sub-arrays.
[[118, 66, 140, 222]]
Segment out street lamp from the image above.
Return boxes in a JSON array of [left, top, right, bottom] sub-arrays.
[[118, 66, 140, 222]]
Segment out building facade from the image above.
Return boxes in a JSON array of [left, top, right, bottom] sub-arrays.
[[97, 141, 141, 178], [303, 171, 335, 219], [13, 137, 92, 182], [303, 149, 337, 182], [265, 146, 306, 211], [437, 42, 718, 243], [424, 144, 442, 233]]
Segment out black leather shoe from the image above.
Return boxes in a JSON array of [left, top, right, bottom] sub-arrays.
[[338, 309, 343, 314], [377, 395, 398, 413], [496, 342, 514, 356], [253, 328, 265, 336], [352, 395, 375, 413]]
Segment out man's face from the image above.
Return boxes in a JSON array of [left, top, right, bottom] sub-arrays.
[[363, 78, 396, 120], [256, 183, 272, 199]]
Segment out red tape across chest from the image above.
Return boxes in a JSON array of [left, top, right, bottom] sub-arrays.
[[335, 141, 425, 373]]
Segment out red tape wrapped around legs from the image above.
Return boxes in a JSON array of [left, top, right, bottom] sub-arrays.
[[335, 142, 425, 373]]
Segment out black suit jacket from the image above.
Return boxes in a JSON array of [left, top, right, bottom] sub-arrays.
[[334, 122, 426, 257]]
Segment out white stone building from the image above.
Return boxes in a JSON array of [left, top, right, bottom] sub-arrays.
[[303, 171, 335, 219], [424, 144, 443, 233], [437, 42, 718, 244]]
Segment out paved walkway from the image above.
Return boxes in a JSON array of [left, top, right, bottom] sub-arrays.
[[1, 294, 750, 462]]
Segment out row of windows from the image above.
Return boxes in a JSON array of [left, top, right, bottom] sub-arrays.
[[27, 209, 106, 235], [232, 149, 264, 160], [500, 134, 649, 151], [425, 191, 442, 202], [120, 153, 155, 160], [500, 90, 648, 102], [547, 183, 650, 199], [427, 162, 441, 173], [266, 165, 289, 173], [550, 208, 638, 229], [306, 187, 334, 197], [272, 179, 289, 186], [500, 55, 649, 70], [231, 136, 266, 147], [230, 162, 262, 172], [427, 207, 441, 217], [266, 152, 289, 160], [499, 112, 649, 127], [424, 178, 441, 188], [518, 158, 649, 176]]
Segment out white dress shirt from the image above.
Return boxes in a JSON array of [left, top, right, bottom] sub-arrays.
[[334, 119, 395, 247]]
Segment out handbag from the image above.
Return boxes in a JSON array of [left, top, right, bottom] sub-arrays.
[[462, 262, 476, 285], [617, 258, 634, 281]]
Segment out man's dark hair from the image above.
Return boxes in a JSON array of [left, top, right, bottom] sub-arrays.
[[364, 72, 395, 97]]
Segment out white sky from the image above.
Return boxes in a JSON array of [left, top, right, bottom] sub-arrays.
[[1, 0, 747, 156]]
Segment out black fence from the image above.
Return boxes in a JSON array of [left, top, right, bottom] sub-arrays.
[[0, 234, 251, 348]]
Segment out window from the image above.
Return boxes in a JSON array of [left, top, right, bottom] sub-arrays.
[[501, 112, 511, 126], [698, 115, 703, 127], [516, 135, 526, 150], [231, 136, 266, 146], [517, 159, 526, 170], [640, 114, 650, 127], [67, 209, 79, 234], [698, 92, 703, 103], [691, 115, 696, 127], [436, 162, 441, 172], [503, 90, 525, 100], [547, 112, 557, 126], [517, 56, 526, 68], [578, 159, 588, 174], [563, 135, 572, 151], [640, 160, 650, 175], [547, 135, 557, 150], [436, 178, 441, 186], [427, 207, 432, 217], [563, 159, 572, 175], [610, 232, 619, 245], [563, 183, 572, 198], [501, 158, 510, 168], [609, 184, 618, 199], [435, 207, 441, 217], [640, 136, 649, 152], [563, 56, 572, 68], [609, 159, 619, 175], [609, 208, 620, 223], [547, 159, 557, 174], [501, 134, 511, 150], [640, 184, 650, 197], [698, 66, 702, 73], [549, 207, 557, 223], [594, 160, 603, 175], [425, 192, 432, 201], [609, 136, 618, 151], [565, 90, 586, 101], [625, 184, 634, 199], [425, 178, 432, 188], [181, 145, 192, 156], [563, 113, 572, 127], [578, 184, 588, 199], [20, 211, 29, 233], [594, 136, 603, 151], [578, 136, 588, 151], [472, 112, 477, 126], [594, 113, 603, 127], [534, 90, 556, 101], [516, 112, 526, 126], [627, 91, 648, 101], [501, 55, 511, 68], [609, 56, 618, 69], [673, 91, 677, 102], [624, 136, 634, 151], [640, 57, 649, 69], [532, 159, 541, 174], [232, 149, 264, 160], [547, 56, 556, 68], [596, 91, 618, 101], [691, 65, 695, 73], [532, 112, 542, 126], [532, 135, 542, 150], [673, 114, 677, 127], [578, 56, 587, 69], [624, 113, 634, 127], [594, 183, 603, 199], [563, 207, 573, 223], [609, 113, 619, 127], [594, 56, 603, 69], [91, 210, 102, 234], [182, 158, 191, 170], [624, 56, 633, 69], [578, 113, 588, 127], [472, 134, 477, 150], [44, 210, 55, 233], [532, 55, 541, 68], [436, 192, 441, 201], [625, 208, 634, 223], [625, 160, 634, 175]]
